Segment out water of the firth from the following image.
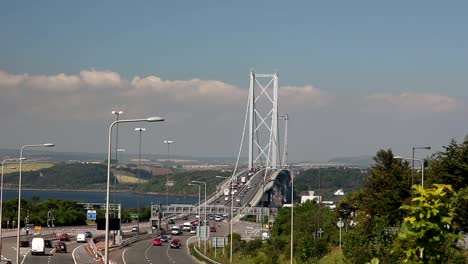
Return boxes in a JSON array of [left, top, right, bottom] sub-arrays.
[[2, 189, 197, 208]]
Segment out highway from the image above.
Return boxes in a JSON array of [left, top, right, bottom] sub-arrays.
[[0, 235, 95, 264]]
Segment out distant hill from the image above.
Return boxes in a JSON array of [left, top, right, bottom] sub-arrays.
[[327, 155, 374, 168]]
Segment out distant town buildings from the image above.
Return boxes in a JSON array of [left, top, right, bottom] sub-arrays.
[[301, 191, 321, 203]]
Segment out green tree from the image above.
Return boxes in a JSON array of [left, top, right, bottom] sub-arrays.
[[393, 184, 463, 264]]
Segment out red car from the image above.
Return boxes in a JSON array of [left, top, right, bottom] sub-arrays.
[[59, 234, 70, 241], [210, 226, 216, 232], [170, 239, 181, 248], [153, 238, 162, 246]]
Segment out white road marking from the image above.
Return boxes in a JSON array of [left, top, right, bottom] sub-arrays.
[[73, 243, 87, 264], [144, 243, 152, 263], [122, 247, 129, 264]]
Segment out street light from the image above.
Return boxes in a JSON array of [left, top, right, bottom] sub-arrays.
[[1, 158, 24, 257], [111, 110, 123, 218], [192, 180, 207, 253], [164, 140, 174, 206], [290, 170, 294, 264], [105, 116, 164, 264], [16, 143, 54, 264], [411, 146, 431, 196], [134, 127, 146, 239], [188, 183, 201, 248], [394, 156, 425, 187]]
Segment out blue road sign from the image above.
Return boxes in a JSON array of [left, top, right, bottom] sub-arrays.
[[87, 210, 97, 220]]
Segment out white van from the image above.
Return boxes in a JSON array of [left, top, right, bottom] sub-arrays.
[[76, 233, 86, 243], [171, 225, 181, 235], [31, 237, 45, 255], [182, 222, 191, 232]]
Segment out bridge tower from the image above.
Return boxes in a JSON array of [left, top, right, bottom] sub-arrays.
[[247, 70, 280, 170]]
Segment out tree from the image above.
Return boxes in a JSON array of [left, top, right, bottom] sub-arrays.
[[393, 184, 463, 264]]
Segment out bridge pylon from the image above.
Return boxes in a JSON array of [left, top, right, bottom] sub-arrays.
[[247, 70, 280, 170]]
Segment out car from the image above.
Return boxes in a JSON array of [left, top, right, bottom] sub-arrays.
[[210, 226, 217, 232], [168, 219, 175, 224], [208, 215, 214, 220], [18, 241, 29, 247], [59, 234, 70, 241], [76, 233, 86, 243], [84, 231, 93, 238], [190, 227, 197, 234], [55, 241, 67, 253], [236, 198, 241, 202], [170, 238, 181, 248], [215, 216, 222, 222], [131, 226, 138, 232], [44, 239, 53, 248], [182, 216, 188, 220], [224, 197, 229, 201], [153, 238, 162, 246], [160, 235, 170, 242]]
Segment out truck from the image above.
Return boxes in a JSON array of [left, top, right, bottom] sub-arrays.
[[241, 176, 246, 184], [223, 188, 229, 196]]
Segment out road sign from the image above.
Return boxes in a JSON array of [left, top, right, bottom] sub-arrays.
[[197, 226, 210, 240], [212, 237, 226, 248], [130, 213, 139, 219], [337, 220, 344, 228], [87, 210, 97, 220]]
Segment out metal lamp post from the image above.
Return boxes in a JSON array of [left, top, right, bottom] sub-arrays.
[[134, 127, 146, 240], [105, 116, 164, 264], [290, 169, 294, 264], [164, 140, 174, 205], [111, 110, 123, 216], [411, 147, 431, 195], [394, 156, 425, 187], [192, 180, 207, 253], [188, 183, 201, 247], [1, 158, 23, 257], [16, 143, 55, 264]]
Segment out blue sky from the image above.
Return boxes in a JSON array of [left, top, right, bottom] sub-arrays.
[[1, 1, 468, 161]]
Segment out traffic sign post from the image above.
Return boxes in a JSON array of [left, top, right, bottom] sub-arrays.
[[337, 218, 344, 247], [87, 210, 97, 221]]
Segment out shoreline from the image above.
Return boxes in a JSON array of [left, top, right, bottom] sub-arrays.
[[3, 187, 197, 198]]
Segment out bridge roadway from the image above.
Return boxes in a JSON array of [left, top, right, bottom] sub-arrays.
[[0, 234, 95, 264], [108, 217, 231, 264]]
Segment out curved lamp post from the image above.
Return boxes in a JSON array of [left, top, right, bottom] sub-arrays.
[[1, 158, 23, 257], [164, 140, 174, 205], [188, 183, 201, 247], [394, 155, 425, 187], [16, 143, 55, 264], [105, 116, 164, 264], [134, 127, 146, 240], [192, 180, 207, 253]]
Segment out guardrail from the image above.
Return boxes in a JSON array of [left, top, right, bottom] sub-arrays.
[[188, 236, 221, 264]]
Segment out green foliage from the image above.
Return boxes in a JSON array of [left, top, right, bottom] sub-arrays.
[[1, 198, 86, 227], [4, 162, 111, 189], [295, 167, 366, 200], [393, 184, 462, 264]]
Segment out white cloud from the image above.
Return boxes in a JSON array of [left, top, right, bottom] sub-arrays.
[[0, 70, 27, 87], [79, 70, 124, 88], [365, 92, 459, 113], [280, 85, 335, 108]]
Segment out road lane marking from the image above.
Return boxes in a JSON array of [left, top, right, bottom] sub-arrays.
[[122, 247, 129, 264], [144, 243, 152, 263], [73, 243, 87, 264]]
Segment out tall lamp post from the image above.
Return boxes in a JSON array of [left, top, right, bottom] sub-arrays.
[[105, 116, 164, 264], [16, 143, 55, 264], [135, 127, 146, 240], [192, 180, 207, 253], [411, 147, 431, 195], [1, 158, 23, 257], [164, 140, 174, 205], [188, 183, 201, 247], [394, 156, 425, 187], [111, 111, 123, 216], [290, 169, 294, 264]]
